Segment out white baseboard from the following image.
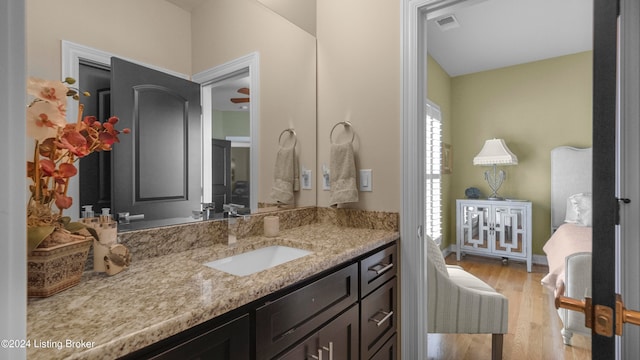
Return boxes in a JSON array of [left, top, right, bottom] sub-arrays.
[[532, 254, 548, 266]]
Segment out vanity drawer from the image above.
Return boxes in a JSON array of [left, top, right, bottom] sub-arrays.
[[360, 243, 397, 297], [361, 277, 397, 360], [369, 333, 397, 360], [255, 263, 358, 360]]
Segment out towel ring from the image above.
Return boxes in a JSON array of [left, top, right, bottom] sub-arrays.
[[278, 128, 297, 148], [330, 121, 355, 144]]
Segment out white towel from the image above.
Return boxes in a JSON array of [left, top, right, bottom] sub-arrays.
[[329, 142, 358, 206], [270, 146, 299, 205]]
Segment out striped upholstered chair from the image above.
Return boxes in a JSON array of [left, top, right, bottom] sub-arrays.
[[426, 236, 509, 360]]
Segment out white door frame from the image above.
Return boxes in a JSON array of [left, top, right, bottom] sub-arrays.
[[192, 52, 260, 213], [1, 0, 26, 358], [400, 0, 432, 358], [619, 0, 640, 357]]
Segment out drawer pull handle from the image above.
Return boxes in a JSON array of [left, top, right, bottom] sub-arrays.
[[309, 349, 322, 360], [369, 263, 394, 275], [322, 342, 333, 360], [369, 310, 394, 327]]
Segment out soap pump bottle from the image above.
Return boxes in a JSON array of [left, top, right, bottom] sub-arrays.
[[81, 205, 98, 226], [100, 208, 112, 224], [82, 205, 94, 218]]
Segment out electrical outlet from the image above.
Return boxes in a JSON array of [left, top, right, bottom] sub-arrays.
[[359, 169, 372, 191], [301, 169, 312, 189]]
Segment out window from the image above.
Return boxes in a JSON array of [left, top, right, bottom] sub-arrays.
[[425, 100, 442, 244]]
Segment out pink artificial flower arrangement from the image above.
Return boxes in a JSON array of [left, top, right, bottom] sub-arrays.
[[26, 77, 129, 252]]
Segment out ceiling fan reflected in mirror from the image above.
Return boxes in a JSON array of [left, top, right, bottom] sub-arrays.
[[230, 87, 250, 103]]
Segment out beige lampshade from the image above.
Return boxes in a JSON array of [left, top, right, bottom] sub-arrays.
[[473, 139, 518, 166]]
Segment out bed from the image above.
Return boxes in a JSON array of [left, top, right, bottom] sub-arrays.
[[541, 146, 592, 345]]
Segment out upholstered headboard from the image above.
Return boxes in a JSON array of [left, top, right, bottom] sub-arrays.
[[550, 146, 592, 232]]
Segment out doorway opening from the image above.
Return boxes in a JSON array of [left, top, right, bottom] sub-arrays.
[[193, 52, 260, 214]]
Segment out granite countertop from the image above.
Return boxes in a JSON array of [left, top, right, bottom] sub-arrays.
[[27, 223, 399, 360]]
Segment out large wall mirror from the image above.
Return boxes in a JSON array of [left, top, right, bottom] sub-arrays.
[[27, 0, 317, 231]]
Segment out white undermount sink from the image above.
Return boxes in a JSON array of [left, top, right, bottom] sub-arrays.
[[203, 245, 313, 276]]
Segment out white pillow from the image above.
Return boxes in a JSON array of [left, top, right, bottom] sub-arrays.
[[569, 192, 592, 226], [564, 198, 579, 224]]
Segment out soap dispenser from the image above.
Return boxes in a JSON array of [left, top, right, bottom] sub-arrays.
[[100, 208, 116, 225], [80, 205, 98, 227], [93, 208, 118, 273]]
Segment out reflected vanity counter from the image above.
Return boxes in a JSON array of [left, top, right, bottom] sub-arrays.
[[26, 208, 399, 360]]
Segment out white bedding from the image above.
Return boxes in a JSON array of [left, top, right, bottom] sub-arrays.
[[541, 223, 592, 292]]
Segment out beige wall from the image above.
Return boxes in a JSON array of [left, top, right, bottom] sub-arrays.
[[27, 0, 192, 79], [257, 0, 316, 35], [450, 51, 593, 255], [427, 55, 453, 249], [191, 0, 317, 207], [316, 0, 401, 211]]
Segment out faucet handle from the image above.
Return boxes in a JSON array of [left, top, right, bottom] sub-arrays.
[[118, 212, 145, 224], [201, 202, 215, 209], [223, 203, 246, 217]]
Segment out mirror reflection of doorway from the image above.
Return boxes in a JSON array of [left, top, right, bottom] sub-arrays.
[[209, 73, 251, 213]]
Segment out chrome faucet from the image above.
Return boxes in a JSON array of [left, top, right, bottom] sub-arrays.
[[201, 202, 216, 220], [223, 203, 247, 247]]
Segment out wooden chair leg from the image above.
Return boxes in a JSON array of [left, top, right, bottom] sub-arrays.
[[492, 334, 504, 360]]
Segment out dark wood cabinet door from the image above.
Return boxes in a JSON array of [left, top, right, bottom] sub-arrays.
[[317, 305, 359, 360], [149, 314, 250, 360], [278, 305, 359, 360], [277, 334, 320, 360], [369, 334, 396, 360]]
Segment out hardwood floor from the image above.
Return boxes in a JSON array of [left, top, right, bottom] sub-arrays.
[[426, 254, 591, 360]]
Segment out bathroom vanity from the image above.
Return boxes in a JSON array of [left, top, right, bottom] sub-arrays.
[[27, 221, 398, 360]]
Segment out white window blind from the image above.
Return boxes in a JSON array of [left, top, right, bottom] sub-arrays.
[[425, 100, 442, 244]]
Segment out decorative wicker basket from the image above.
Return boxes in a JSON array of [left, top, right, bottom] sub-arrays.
[[27, 235, 92, 298]]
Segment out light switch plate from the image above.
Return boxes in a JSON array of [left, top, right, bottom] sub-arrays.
[[359, 169, 372, 191], [301, 169, 312, 190]]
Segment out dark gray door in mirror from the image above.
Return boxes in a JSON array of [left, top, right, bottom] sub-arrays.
[[212, 139, 232, 213], [111, 57, 201, 223]]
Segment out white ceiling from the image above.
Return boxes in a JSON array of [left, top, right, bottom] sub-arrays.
[[210, 76, 251, 112], [167, 0, 593, 80], [427, 0, 593, 76]]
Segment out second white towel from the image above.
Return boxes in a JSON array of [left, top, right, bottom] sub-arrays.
[[329, 142, 358, 206]]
